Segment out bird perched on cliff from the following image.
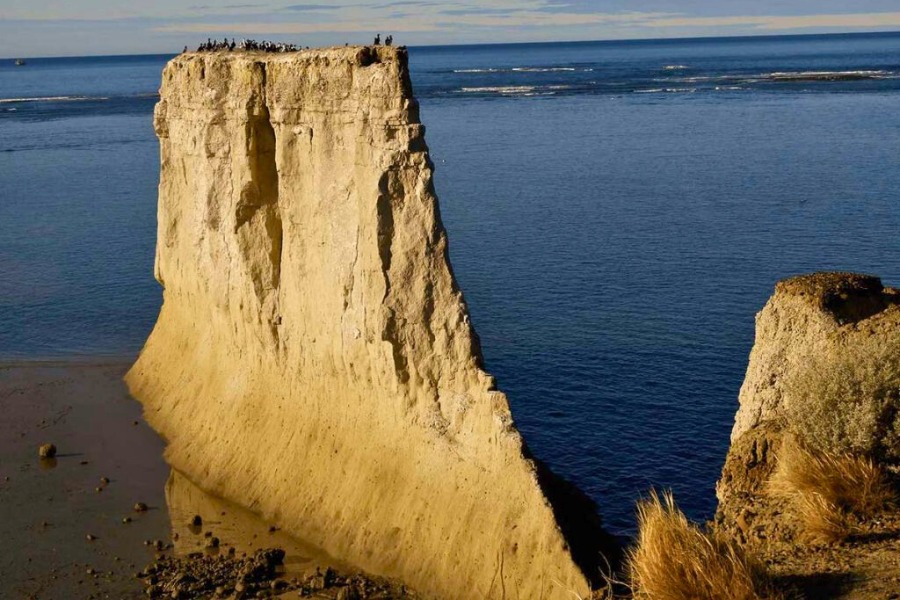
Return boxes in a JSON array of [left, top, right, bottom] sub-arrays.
[[385, 35, 393, 46], [374, 34, 381, 45]]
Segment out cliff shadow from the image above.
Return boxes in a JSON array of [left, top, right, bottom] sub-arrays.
[[529, 453, 624, 587]]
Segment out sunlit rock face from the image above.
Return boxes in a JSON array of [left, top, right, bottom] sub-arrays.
[[127, 47, 609, 600], [716, 272, 900, 541]]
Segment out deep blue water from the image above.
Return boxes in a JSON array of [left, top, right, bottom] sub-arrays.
[[2, 33, 899, 533]]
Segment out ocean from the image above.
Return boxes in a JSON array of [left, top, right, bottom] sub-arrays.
[[1, 32, 899, 533]]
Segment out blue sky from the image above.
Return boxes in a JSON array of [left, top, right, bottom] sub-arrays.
[[2, 1, 900, 57]]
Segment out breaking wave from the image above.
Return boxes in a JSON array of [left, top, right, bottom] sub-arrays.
[[458, 84, 575, 97], [0, 95, 109, 104], [453, 66, 591, 74], [762, 70, 891, 81], [634, 87, 697, 94]]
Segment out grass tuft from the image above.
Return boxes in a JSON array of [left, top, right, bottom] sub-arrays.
[[628, 490, 781, 600], [769, 436, 896, 543]]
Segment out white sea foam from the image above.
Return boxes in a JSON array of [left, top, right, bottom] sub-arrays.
[[663, 65, 689, 70], [453, 68, 500, 73], [635, 87, 697, 94], [0, 95, 107, 104], [460, 85, 538, 95], [512, 67, 577, 72], [764, 70, 890, 80]]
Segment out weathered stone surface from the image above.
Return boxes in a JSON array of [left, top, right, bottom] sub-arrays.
[[126, 47, 608, 600], [730, 272, 900, 460], [718, 272, 900, 531], [716, 272, 900, 598]]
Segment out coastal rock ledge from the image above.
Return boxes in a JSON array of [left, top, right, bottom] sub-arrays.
[[126, 47, 610, 599]]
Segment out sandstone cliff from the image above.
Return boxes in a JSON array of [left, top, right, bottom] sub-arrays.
[[127, 47, 609, 599], [716, 272, 900, 598]]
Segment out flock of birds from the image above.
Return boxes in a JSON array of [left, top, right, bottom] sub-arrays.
[[191, 34, 395, 53]]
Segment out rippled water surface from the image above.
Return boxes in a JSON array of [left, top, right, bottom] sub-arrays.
[[2, 33, 899, 532]]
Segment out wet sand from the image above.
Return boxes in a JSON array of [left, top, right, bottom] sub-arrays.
[[0, 360, 407, 599]]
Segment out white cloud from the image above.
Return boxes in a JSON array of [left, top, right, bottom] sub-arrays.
[[641, 12, 900, 31], [152, 9, 900, 35]]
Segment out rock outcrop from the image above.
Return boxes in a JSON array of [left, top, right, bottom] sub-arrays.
[[127, 47, 609, 599], [715, 272, 900, 597]]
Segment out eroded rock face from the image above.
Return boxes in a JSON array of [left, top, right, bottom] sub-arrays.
[[717, 272, 900, 541], [127, 47, 608, 599], [730, 273, 900, 460]]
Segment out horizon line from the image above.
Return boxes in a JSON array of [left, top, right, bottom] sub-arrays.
[[3, 28, 900, 61]]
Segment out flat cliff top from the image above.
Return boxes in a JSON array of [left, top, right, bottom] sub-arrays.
[[175, 45, 407, 68], [158, 45, 416, 117], [775, 272, 884, 299]]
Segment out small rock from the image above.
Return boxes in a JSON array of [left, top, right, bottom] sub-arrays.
[[100, 477, 110, 485], [134, 502, 148, 512], [336, 586, 360, 600], [38, 443, 57, 459], [123, 517, 132, 524], [86, 534, 97, 541], [95, 487, 103, 493]]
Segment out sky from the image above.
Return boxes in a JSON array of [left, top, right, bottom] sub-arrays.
[[2, 0, 900, 57]]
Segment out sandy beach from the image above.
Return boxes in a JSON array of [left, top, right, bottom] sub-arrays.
[[0, 361, 410, 599], [0, 360, 170, 598]]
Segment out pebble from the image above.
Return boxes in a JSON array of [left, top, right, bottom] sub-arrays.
[[86, 534, 97, 541], [123, 517, 132, 524], [38, 443, 57, 459], [134, 502, 149, 512], [100, 477, 110, 485]]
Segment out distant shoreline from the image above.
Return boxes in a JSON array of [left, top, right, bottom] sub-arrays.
[[3, 29, 899, 61]]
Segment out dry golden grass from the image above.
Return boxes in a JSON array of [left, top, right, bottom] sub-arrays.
[[791, 492, 852, 544], [770, 437, 896, 543], [628, 490, 782, 600]]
